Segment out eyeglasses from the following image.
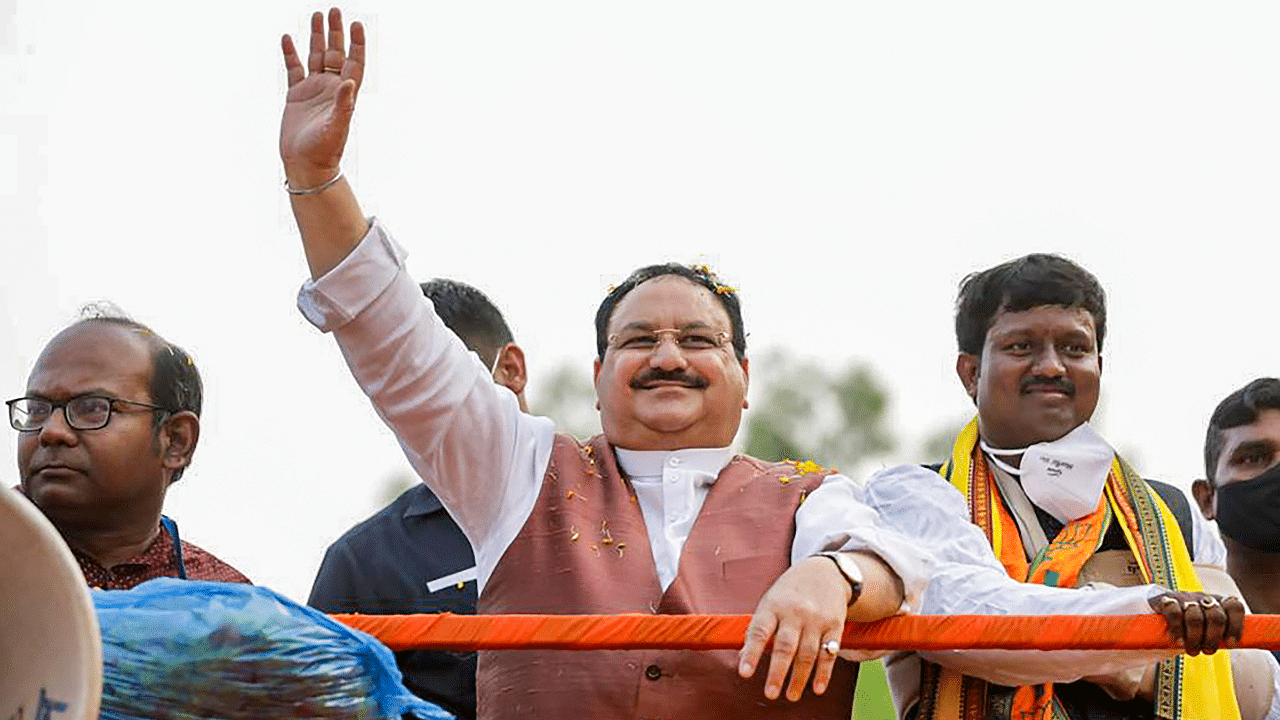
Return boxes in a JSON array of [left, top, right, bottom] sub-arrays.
[[606, 328, 731, 353], [6, 395, 171, 432]]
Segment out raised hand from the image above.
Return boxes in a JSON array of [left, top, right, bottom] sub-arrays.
[[280, 8, 366, 189], [1148, 591, 1246, 655]]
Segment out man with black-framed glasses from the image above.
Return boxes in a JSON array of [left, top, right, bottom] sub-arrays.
[[8, 311, 249, 589]]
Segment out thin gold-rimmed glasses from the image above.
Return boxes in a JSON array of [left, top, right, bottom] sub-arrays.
[[606, 328, 730, 353]]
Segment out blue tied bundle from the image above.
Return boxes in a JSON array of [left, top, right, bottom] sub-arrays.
[[93, 579, 454, 720]]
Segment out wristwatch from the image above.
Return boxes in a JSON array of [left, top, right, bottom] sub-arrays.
[[817, 551, 864, 604]]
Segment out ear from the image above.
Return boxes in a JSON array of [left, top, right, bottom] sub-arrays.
[[956, 353, 980, 402], [593, 356, 602, 410], [159, 411, 200, 484], [740, 356, 750, 409], [492, 343, 528, 397], [1191, 478, 1216, 520]]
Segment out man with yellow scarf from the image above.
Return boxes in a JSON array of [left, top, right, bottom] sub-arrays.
[[904, 253, 1275, 720]]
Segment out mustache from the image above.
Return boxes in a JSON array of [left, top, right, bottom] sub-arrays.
[[1021, 375, 1075, 395], [630, 369, 709, 389]]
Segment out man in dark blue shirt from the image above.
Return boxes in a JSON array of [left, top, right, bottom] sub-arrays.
[[308, 279, 530, 720]]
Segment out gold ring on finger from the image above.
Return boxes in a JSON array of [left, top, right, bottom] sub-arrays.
[[823, 639, 840, 655]]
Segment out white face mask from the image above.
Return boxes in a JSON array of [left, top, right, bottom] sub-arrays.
[[979, 423, 1116, 523]]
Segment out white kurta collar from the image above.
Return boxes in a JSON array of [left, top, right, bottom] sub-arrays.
[[614, 446, 735, 481]]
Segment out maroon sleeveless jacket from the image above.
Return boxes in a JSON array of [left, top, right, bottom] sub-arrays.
[[477, 434, 859, 719]]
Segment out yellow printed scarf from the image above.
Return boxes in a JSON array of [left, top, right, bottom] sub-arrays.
[[915, 417, 1239, 720]]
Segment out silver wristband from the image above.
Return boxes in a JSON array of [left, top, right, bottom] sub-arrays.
[[285, 171, 343, 195]]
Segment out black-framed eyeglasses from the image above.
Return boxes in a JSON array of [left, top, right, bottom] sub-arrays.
[[6, 395, 172, 432]]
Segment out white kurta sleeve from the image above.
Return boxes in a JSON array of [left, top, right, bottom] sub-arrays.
[[792, 472, 934, 616], [297, 220, 555, 589], [864, 464, 1181, 687]]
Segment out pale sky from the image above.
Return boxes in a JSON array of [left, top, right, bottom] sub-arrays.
[[3, 1, 1278, 599]]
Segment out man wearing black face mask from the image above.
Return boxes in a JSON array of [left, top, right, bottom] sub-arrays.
[[1195, 378, 1280, 622]]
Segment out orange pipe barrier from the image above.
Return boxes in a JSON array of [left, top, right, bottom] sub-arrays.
[[332, 613, 1280, 652]]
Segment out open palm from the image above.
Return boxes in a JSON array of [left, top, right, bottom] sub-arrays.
[[279, 8, 365, 187]]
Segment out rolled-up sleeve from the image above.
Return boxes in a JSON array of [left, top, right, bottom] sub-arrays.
[[298, 220, 410, 332]]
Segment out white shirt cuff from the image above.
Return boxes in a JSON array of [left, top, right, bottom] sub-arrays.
[[297, 218, 408, 332]]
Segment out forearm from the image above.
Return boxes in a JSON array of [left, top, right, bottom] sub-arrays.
[[845, 551, 904, 621], [288, 178, 369, 279], [919, 647, 1175, 688], [916, 563, 1181, 684], [863, 464, 1178, 682]]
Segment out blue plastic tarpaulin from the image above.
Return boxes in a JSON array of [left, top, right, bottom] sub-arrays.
[[93, 579, 454, 720]]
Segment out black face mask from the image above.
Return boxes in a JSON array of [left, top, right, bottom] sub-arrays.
[[1216, 462, 1280, 553]]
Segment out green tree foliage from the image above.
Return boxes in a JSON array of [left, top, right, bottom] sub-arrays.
[[375, 470, 417, 508], [743, 348, 895, 472], [919, 420, 963, 463], [530, 361, 603, 440]]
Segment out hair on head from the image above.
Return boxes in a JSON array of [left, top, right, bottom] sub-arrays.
[[420, 279, 514, 368], [72, 303, 203, 482], [1204, 377, 1280, 483], [594, 263, 746, 361], [954, 253, 1107, 356]]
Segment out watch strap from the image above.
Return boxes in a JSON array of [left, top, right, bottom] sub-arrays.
[[818, 551, 864, 605]]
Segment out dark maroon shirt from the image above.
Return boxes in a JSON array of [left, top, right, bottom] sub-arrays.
[[11, 486, 250, 589], [73, 522, 251, 590]]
